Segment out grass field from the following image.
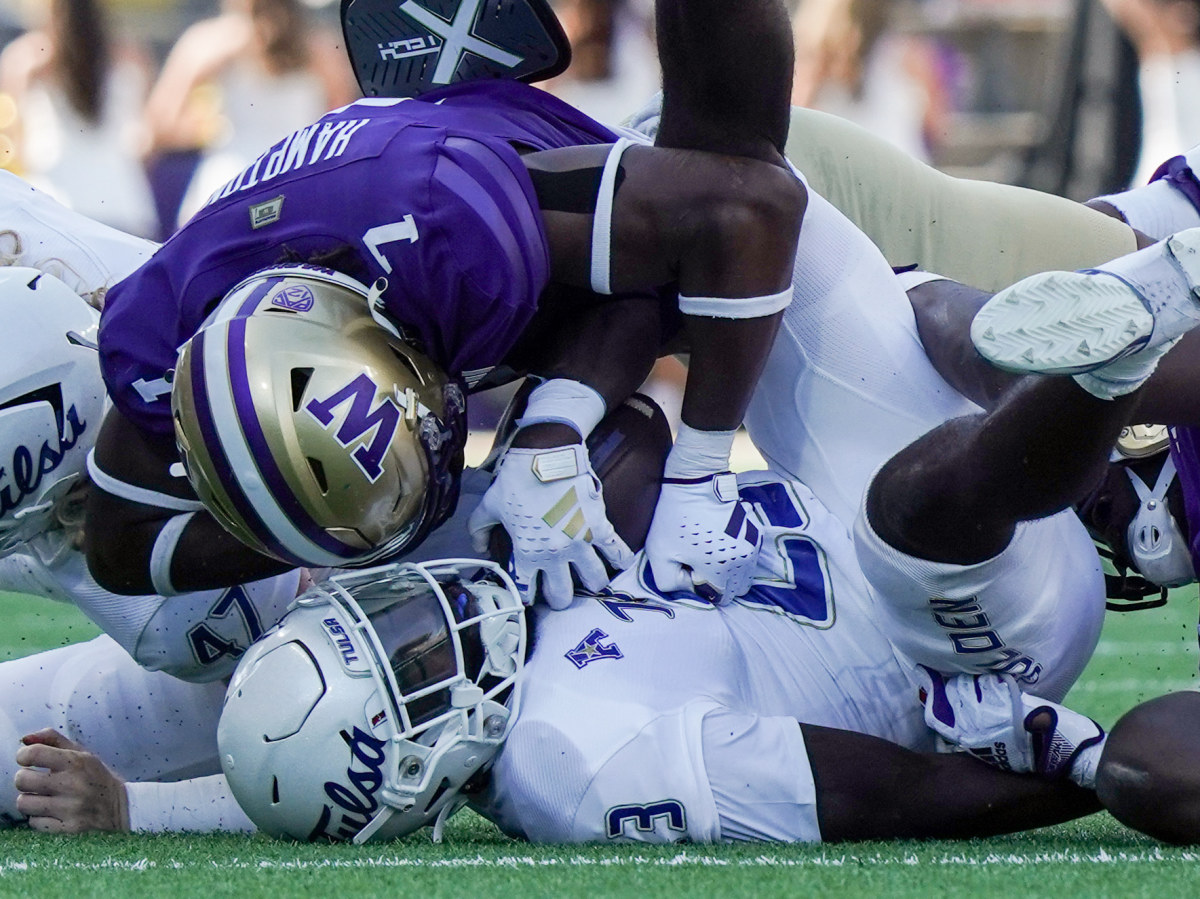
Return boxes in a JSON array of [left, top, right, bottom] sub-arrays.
[[0, 587, 1194, 897]]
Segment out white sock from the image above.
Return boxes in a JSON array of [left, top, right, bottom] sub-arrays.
[[1094, 180, 1200, 240], [1093, 146, 1200, 239], [1072, 349, 1170, 400], [1069, 738, 1106, 791]]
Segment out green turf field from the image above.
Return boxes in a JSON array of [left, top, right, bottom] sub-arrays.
[[0, 588, 1194, 898]]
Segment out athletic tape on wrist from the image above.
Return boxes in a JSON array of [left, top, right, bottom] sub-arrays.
[[149, 512, 196, 597], [665, 423, 737, 479], [678, 286, 793, 319], [517, 378, 607, 438]]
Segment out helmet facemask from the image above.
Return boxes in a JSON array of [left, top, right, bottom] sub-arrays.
[[219, 559, 525, 844]]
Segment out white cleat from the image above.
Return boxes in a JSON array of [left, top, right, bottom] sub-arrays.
[[971, 228, 1200, 376]]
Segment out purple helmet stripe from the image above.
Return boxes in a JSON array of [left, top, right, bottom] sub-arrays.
[[223, 318, 361, 559], [187, 330, 296, 563], [234, 276, 286, 319], [1168, 427, 1200, 579]]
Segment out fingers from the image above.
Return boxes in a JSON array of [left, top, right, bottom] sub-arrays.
[[649, 557, 693, 595], [572, 549, 610, 595], [540, 563, 575, 611], [466, 503, 500, 554], [595, 533, 635, 572], [15, 742, 75, 772], [20, 728, 77, 750]]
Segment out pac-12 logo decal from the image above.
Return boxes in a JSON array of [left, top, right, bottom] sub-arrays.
[[564, 628, 623, 669], [305, 374, 402, 482], [270, 283, 315, 312]]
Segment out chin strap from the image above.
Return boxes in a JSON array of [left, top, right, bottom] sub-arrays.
[[430, 796, 469, 844], [1094, 542, 1169, 611]]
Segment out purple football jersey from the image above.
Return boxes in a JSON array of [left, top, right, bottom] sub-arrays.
[[99, 81, 617, 433]]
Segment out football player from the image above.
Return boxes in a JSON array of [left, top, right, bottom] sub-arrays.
[[12, 395, 1108, 842], [88, 0, 805, 612]]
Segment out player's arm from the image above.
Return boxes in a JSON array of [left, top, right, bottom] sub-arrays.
[[86, 406, 293, 595], [803, 724, 1100, 841], [15, 729, 254, 834]]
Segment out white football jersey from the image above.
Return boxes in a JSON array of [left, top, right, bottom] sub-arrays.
[[476, 473, 932, 844], [0, 170, 155, 302], [745, 169, 982, 526]]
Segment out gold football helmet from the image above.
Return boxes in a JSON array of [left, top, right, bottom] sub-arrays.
[[172, 265, 466, 568]]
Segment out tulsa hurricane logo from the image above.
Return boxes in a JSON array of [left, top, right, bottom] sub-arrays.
[[564, 628, 623, 669], [304, 374, 403, 482], [0, 385, 87, 521]]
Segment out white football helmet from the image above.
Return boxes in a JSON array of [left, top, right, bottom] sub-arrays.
[[172, 264, 466, 569], [0, 267, 104, 555], [218, 559, 525, 843]]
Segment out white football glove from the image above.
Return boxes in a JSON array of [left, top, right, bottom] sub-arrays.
[[918, 666, 1106, 787], [643, 472, 764, 603], [467, 444, 633, 610]]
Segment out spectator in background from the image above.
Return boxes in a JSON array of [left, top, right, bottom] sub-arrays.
[[544, 0, 658, 125], [0, 0, 157, 237], [792, 0, 946, 163], [144, 0, 357, 229], [1102, 0, 1200, 185]]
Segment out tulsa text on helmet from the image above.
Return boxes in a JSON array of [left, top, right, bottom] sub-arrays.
[[0, 401, 86, 520]]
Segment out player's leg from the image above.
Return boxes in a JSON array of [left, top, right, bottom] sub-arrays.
[[803, 724, 1100, 841], [0, 635, 225, 825], [852, 377, 1115, 699], [866, 378, 1140, 566], [783, 107, 1142, 290], [654, 0, 793, 161]]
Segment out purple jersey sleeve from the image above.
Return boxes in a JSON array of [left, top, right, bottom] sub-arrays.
[[99, 81, 617, 434]]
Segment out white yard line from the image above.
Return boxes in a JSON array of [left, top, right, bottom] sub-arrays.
[[2, 848, 1199, 875]]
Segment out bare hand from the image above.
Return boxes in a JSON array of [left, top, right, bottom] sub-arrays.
[[14, 729, 130, 833]]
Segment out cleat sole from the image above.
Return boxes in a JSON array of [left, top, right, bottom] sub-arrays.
[[970, 271, 1153, 375]]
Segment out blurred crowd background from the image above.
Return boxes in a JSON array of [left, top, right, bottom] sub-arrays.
[[0, 0, 1184, 239], [0, 0, 1190, 431]]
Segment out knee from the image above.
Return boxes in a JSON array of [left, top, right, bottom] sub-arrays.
[[1097, 692, 1200, 844]]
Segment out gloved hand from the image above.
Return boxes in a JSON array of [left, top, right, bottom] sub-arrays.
[[643, 471, 764, 603], [917, 666, 1106, 787], [468, 444, 633, 609]]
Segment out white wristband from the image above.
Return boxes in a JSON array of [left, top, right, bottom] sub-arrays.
[[665, 423, 737, 479], [149, 512, 196, 597], [517, 378, 607, 438]]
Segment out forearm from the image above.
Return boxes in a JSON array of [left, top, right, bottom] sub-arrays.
[[126, 775, 255, 834], [680, 312, 782, 430], [512, 294, 661, 450], [804, 725, 1100, 842]]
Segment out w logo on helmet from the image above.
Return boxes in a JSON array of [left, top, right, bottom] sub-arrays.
[[305, 374, 402, 482]]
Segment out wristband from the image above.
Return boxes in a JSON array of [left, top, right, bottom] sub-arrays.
[[516, 378, 607, 439], [665, 423, 737, 479]]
